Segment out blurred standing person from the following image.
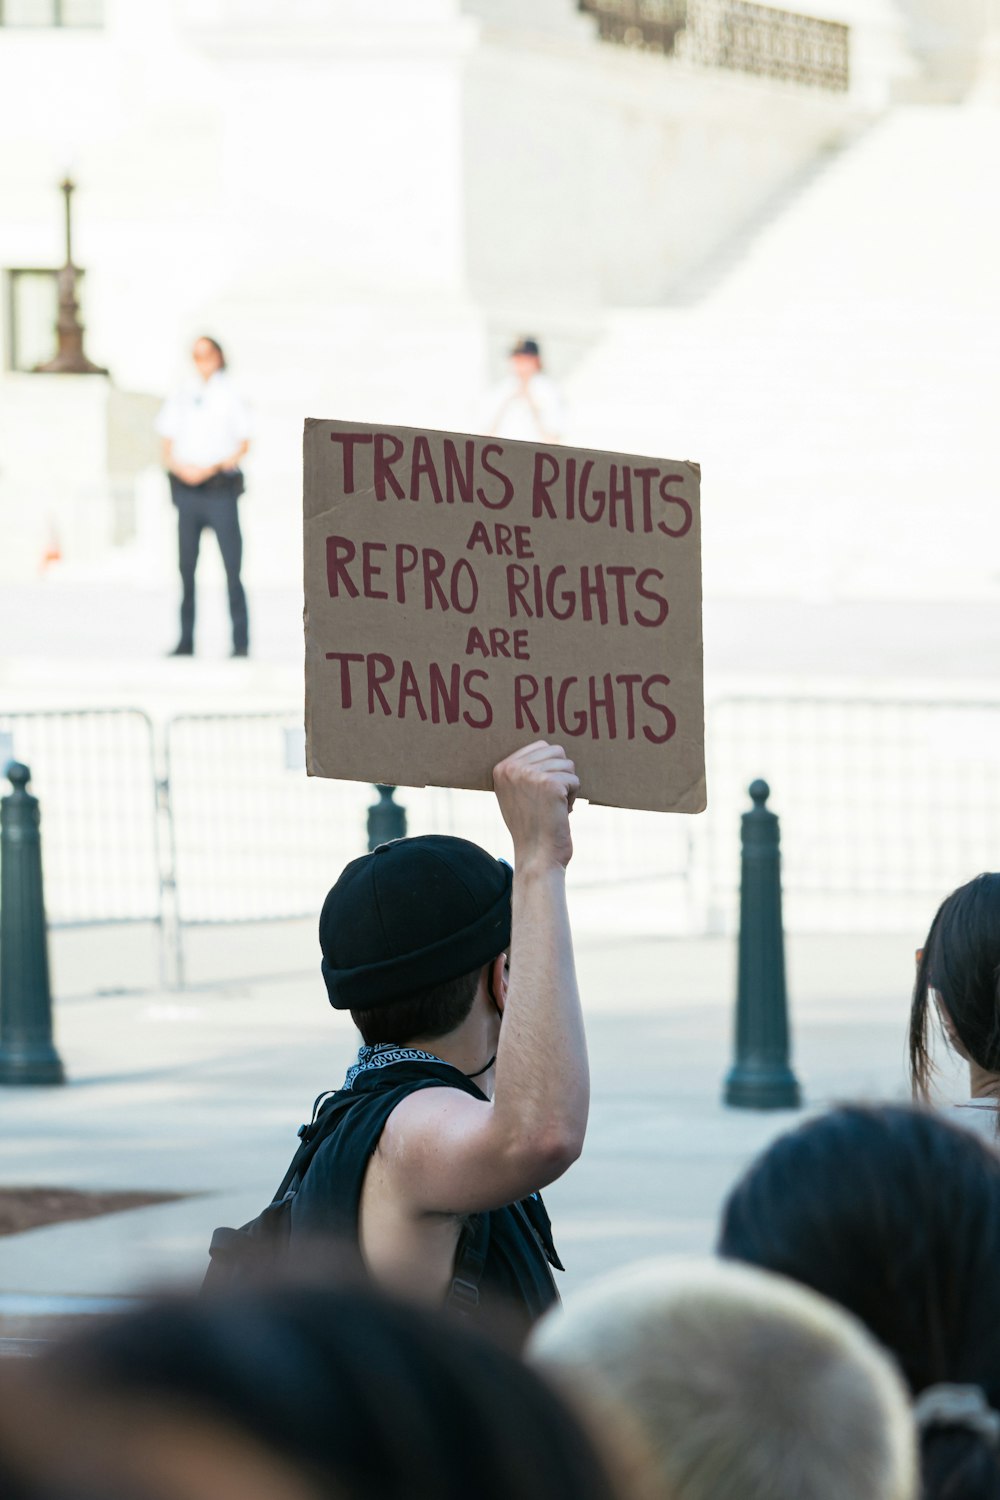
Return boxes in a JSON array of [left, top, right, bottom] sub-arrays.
[[481, 336, 566, 444], [157, 336, 251, 657]]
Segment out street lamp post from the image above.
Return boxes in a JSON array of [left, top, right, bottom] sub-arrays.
[[35, 178, 108, 376]]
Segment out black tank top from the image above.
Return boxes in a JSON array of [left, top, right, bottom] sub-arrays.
[[290, 1058, 562, 1336]]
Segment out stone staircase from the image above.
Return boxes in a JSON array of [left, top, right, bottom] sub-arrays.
[[564, 103, 1000, 603]]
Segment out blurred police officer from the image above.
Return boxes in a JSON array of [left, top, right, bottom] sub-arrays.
[[157, 335, 251, 657]]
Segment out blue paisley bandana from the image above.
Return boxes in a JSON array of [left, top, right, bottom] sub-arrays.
[[342, 1041, 444, 1091]]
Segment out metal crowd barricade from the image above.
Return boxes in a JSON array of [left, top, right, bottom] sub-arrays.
[[163, 714, 700, 972], [9, 697, 1000, 992], [163, 713, 372, 978], [415, 785, 693, 887], [386, 781, 697, 933], [703, 695, 1000, 933], [0, 710, 161, 930], [163, 695, 1000, 947]]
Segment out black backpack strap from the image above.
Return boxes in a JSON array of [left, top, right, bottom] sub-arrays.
[[447, 1210, 491, 1316], [271, 1089, 344, 1202], [281, 1077, 495, 1316], [271, 1138, 311, 1204], [516, 1191, 564, 1272]]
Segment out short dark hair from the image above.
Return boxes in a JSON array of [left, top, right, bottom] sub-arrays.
[[719, 1104, 1000, 1500], [911, 872, 1000, 1101], [351, 964, 483, 1045]]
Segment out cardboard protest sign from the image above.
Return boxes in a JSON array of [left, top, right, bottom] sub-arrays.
[[304, 420, 704, 814]]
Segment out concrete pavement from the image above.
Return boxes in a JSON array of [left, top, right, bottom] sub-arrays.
[[7, 579, 1000, 690], [0, 925, 962, 1329]]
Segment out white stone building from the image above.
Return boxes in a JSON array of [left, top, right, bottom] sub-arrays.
[[0, 0, 988, 586]]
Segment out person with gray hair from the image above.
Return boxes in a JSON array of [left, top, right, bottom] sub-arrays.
[[531, 1256, 917, 1500]]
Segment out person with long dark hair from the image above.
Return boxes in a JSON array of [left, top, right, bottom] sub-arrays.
[[719, 1104, 1000, 1500], [911, 872, 1000, 1139]]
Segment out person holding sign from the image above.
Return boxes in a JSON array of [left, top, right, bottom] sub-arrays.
[[290, 740, 586, 1339]]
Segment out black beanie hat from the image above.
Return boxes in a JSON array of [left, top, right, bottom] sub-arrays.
[[319, 835, 512, 1011]]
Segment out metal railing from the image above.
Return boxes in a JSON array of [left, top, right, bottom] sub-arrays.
[[702, 696, 1000, 932], [0, 0, 104, 27], [579, 0, 849, 92], [164, 716, 694, 919], [685, 0, 849, 91], [578, 0, 688, 54], [0, 711, 161, 926], [5, 694, 1000, 989], [164, 712, 370, 926]]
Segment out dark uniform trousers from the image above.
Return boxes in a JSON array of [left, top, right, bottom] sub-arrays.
[[170, 472, 248, 654]]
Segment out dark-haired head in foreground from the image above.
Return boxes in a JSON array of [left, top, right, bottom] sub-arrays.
[[911, 872, 1000, 1121], [0, 1283, 620, 1500], [719, 1103, 1000, 1500]]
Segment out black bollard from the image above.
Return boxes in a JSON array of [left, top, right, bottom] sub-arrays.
[[723, 779, 800, 1110], [0, 763, 65, 1085], [367, 784, 407, 852]]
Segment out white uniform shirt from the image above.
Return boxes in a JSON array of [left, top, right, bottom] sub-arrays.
[[480, 372, 567, 443], [156, 370, 252, 467]]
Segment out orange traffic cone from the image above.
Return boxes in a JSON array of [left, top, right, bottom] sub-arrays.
[[39, 523, 62, 573]]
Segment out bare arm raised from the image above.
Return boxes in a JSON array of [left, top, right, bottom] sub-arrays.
[[376, 741, 587, 1217]]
